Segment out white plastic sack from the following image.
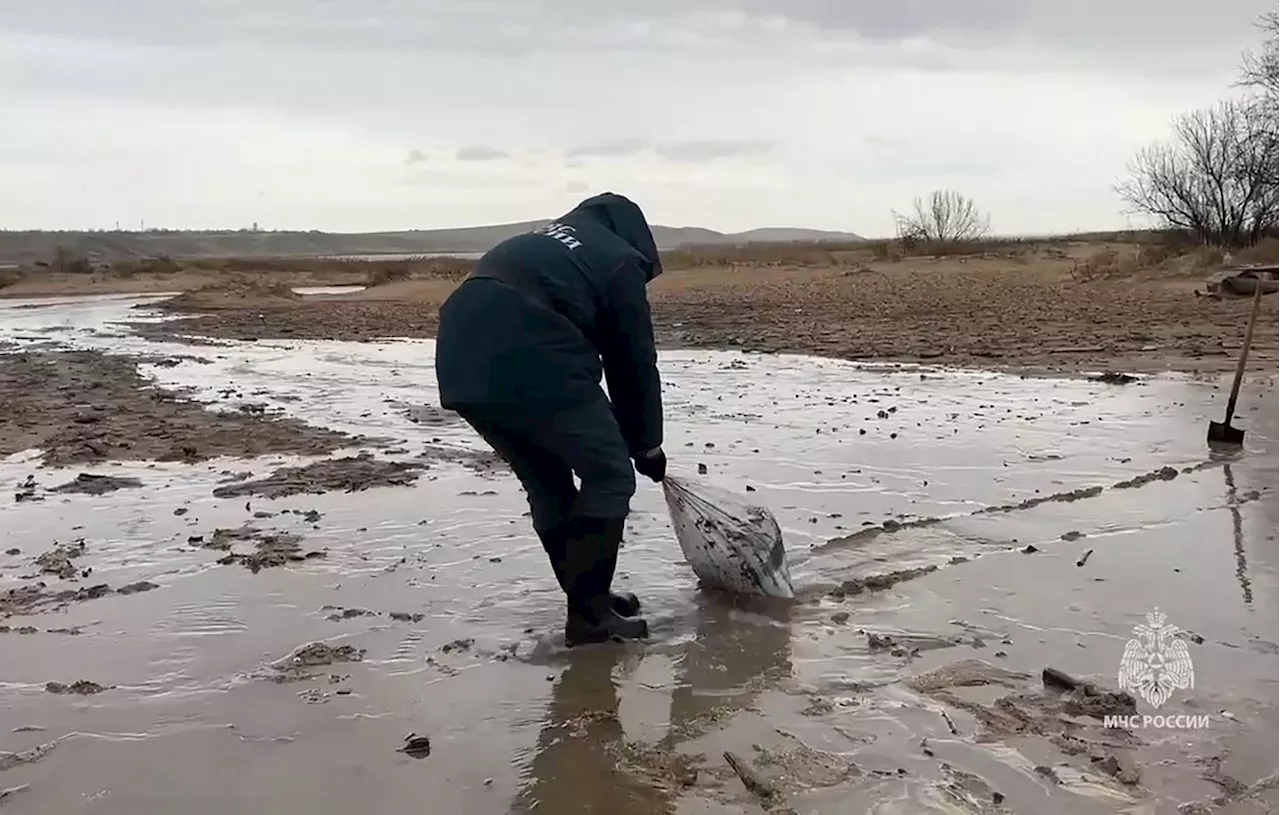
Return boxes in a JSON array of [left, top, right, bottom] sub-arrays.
[[662, 475, 795, 599]]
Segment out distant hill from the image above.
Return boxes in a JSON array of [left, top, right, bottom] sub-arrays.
[[0, 222, 864, 265], [730, 227, 869, 243]]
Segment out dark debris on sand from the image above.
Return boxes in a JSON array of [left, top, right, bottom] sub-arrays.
[[211, 453, 425, 499], [1, 581, 112, 618], [45, 680, 108, 695], [0, 350, 354, 466], [199, 525, 326, 573], [50, 472, 144, 495], [34, 540, 87, 579], [268, 641, 366, 683]]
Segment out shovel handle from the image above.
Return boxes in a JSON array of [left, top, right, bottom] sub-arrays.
[[1223, 285, 1264, 423]]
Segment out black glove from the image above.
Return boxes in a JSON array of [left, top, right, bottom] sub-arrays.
[[633, 448, 667, 482]]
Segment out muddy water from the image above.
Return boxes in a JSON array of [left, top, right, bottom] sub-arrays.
[[1, 295, 1277, 814]]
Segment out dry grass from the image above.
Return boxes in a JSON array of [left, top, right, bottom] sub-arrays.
[[661, 242, 865, 269], [156, 274, 303, 312], [140, 239, 1277, 376], [1233, 237, 1279, 266], [661, 237, 1072, 269], [4, 231, 1276, 301], [201, 255, 477, 282]]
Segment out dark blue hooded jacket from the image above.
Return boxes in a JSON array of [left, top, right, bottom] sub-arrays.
[[434, 193, 663, 457]]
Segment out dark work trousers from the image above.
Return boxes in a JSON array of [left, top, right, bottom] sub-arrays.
[[458, 396, 637, 538]]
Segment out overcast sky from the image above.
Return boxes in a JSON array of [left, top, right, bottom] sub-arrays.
[[2, 1, 1272, 236]]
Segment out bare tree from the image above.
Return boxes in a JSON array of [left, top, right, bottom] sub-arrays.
[[892, 190, 991, 245], [1237, 10, 1278, 213], [1116, 99, 1278, 247], [1238, 10, 1278, 102]]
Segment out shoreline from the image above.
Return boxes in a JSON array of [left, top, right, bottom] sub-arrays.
[[3, 239, 1277, 379]]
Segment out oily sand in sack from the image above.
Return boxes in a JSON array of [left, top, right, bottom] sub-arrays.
[[661, 475, 795, 599]]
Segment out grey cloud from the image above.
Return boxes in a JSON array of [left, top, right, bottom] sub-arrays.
[[455, 145, 508, 161], [655, 139, 774, 162], [565, 139, 650, 158], [403, 169, 518, 188], [1, 2, 743, 57], [734, 0, 1270, 53], [3, 0, 1258, 136], [565, 181, 589, 193], [736, 0, 1024, 40], [3, 0, 1267, 66], [404, 149, 427, 164]]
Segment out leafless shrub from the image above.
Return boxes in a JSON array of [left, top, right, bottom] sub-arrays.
[[892, 190, 992, 247], [109, 255, 183, 277], [660, 242, 864, 269], [1070, 248, 1127, 280], [1116, 99, 1278, 247], [51, 246, 92, 274], [139, 255, 183, 275], [366, 262, 412, 286], [206, 256, 476, 281], [866, 240, 896, 261]]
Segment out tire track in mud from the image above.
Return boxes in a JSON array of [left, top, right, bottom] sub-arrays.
[[790, 455, 1269, 607], [811, 455, 1256, 556]]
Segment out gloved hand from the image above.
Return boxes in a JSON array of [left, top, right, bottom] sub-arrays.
[[633, 447, 667, 482]]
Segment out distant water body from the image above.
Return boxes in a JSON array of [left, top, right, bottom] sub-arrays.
[[326, 252, 483, 261]]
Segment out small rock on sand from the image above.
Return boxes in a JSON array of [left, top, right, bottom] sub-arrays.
[[441, 638, 474, 654], [326, 607, 373, 621], [45, 680, 107, 695], [867, 633, 895, 650], [50, 473, 143, 495], [1063, 685, 1137, 719], [269, 642, 366, 683], [1090, 372, 1138, 385], [35, 540, 87, 579], [400, 733, 431, 759], [723, 751, 775, 800], [117, 581, 159, 595], [1092, 754, 1141, 785]]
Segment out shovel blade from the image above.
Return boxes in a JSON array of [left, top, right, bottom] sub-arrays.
[[1207, 420, 1245, 445]]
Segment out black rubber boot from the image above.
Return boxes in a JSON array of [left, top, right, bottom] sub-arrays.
[[559, 517, 649, 647], [610, 589, 642, 618], [539, 526, 640, 618]]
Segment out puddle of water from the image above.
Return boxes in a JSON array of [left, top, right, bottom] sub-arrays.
[[292, 286, 368, 296], [326, 252, 483, 261], [0, 295, 1276, 814]]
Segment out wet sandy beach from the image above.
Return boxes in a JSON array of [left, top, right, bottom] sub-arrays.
[[1, 293, 1276, 814]]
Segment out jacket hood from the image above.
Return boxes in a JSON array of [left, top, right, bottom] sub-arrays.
[[561, 192, 663, 280]]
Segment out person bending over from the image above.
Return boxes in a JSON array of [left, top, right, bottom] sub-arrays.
[[434, 192, 667, 646]]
